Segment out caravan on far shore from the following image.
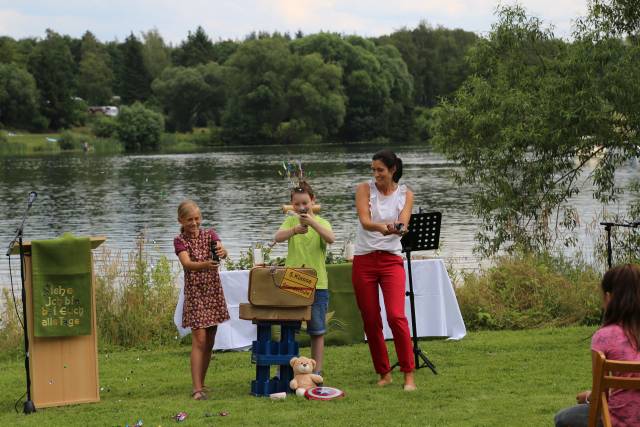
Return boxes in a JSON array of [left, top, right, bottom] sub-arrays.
[[87, 106, 119, 117]]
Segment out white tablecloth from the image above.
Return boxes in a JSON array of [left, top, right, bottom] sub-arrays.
[[380, 259, 466, 340], [174, 259, 466, 350]]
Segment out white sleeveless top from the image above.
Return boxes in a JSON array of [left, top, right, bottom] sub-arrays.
[[354, 180, 407, 256]]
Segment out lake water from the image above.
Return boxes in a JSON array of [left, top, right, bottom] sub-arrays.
[[0, 143, 637, 287]]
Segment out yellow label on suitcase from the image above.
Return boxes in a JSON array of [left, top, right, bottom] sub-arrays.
[[279, 268, 317, 299]]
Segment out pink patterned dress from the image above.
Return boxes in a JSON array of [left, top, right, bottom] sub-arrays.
[[174, 228, 230, 329], [592, 324, 640, 426]]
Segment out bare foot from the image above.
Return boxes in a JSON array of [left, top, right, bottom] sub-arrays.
[[403, 371, 416, 391], [377, 372, 393, 386], [191, 390, 208, 400]]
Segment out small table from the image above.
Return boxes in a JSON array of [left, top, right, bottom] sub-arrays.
[[174, 259, 466, 349]]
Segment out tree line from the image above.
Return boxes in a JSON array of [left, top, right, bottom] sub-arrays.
[[0, 24, 477, 145], [2, 0, 637, 259]]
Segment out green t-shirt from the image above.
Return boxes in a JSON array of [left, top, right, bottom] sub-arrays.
[[279, 214, 332, 290]]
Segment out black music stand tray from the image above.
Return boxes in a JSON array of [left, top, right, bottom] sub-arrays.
[[392, 211, 441, 375], [601, 221, 640, 269]]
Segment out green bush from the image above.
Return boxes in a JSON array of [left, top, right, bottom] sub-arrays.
[[188, 127, 222, 146], [91, 116, 118, 138], [57, 131, 82, 150], [116, 103, 164, 152], [456, 252, 602, 330], [276, 119, 322, 144], [159, 133, 199, 153], [29, 115, 49, 132]]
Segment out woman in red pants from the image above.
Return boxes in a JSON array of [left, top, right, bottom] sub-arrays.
[[352, 149, 416, 391]]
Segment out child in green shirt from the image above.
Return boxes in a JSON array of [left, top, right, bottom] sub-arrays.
[[274, 181, 335, 375]]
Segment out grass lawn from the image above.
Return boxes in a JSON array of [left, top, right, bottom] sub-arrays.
[[0, 326, 595, 426], [1, 132, 63, 155]]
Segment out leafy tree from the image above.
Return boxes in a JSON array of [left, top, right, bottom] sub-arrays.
[[377, 23, 478, 108], [291, 33, 413, 141], [0, 37, 20, 64], [373, 43, 414, 140], [119, 34, 152, 104], [196, 61, 228, 126], [222, 38, 293, 143], [105, 40, 124, 100], [27, 29, 77, 129], [77, 31, 113, 105], [576, 0, 640, 264], [211, 39, 239, 64], [152, 61, 228, 132], [63, 34, 83, 68], [116, 102, 164, 152], [285, 53, 346, 141], [152, 66, 208, 131], [222, 36, 349, 144], [172, 26, 215, 67], [431, 4, 640, 256], [141, 28, 172, 80], [579, 0, 640, 38], [0, 63, 43, 129]]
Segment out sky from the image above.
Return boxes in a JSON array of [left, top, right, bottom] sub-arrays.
[[0, 0, 589, 44]]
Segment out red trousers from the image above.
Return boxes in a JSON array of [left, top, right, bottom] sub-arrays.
[[352, 251, 415, 374]]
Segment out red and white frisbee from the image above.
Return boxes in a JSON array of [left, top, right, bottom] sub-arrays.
[[304, 386, 345, 400]]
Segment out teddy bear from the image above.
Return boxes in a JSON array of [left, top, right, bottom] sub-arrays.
[[289, 356, 323, 397]]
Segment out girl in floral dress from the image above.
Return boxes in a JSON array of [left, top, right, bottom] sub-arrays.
[[174, 200, 230, 400]]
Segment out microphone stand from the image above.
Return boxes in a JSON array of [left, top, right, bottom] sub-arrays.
[[6, 192, 37, 414], [600, 221, 640, 270]]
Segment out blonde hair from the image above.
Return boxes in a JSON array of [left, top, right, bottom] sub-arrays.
[[177, 200, 200, 232]]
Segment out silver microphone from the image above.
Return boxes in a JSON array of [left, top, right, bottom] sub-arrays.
[[27, 191, 37, 207]]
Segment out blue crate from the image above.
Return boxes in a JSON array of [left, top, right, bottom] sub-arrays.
[[250, 321, 301, 396]]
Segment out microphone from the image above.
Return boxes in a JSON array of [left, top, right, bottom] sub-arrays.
[[27, 191, 37, 207]]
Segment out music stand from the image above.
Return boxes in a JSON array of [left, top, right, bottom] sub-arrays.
[[600, 221, 640, 269], [390, 210, 441, 375]]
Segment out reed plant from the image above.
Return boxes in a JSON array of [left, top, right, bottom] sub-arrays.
[[94, 237, 180, 349], [0, 288, 23, 358], [456, 251, 602, 330], [89, 137, 123, 154]]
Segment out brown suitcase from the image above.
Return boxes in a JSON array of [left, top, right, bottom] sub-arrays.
[[247, 266, 317, 307], [239, 303, 312, 321]]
